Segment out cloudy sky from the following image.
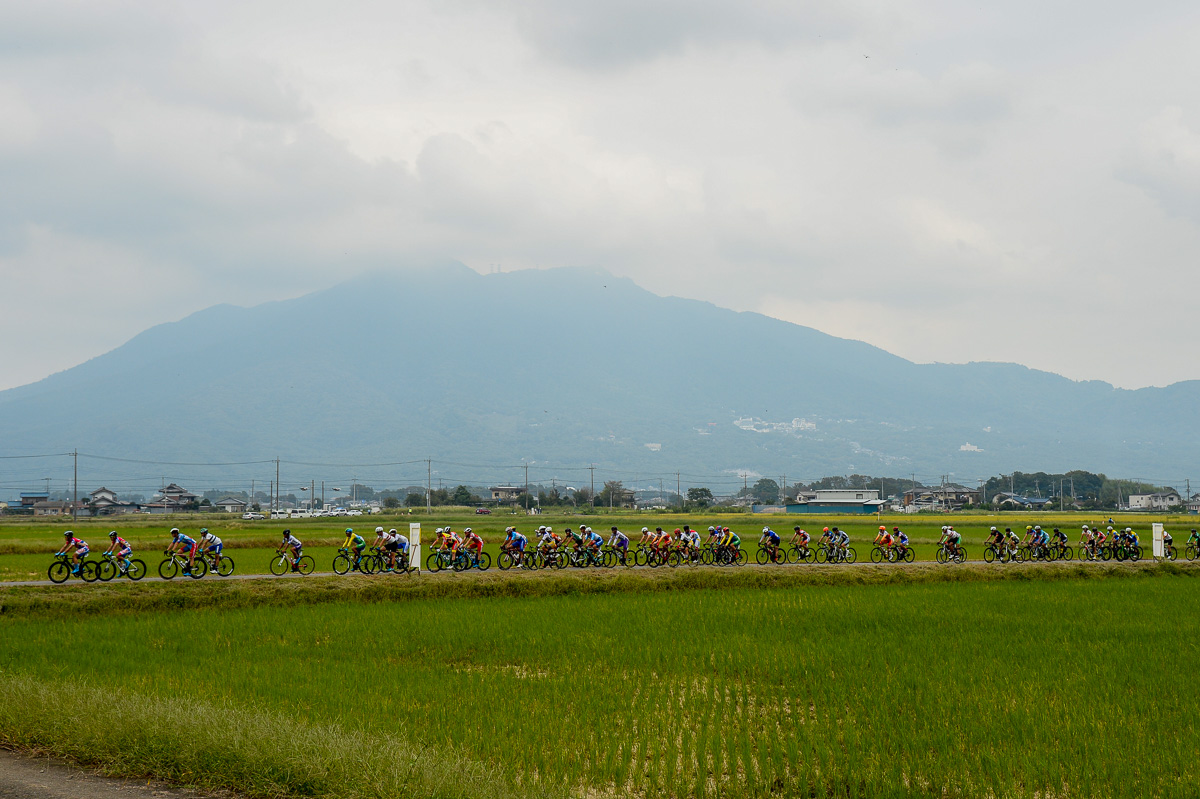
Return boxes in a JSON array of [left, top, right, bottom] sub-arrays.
[[3, 0, 1200, 391]]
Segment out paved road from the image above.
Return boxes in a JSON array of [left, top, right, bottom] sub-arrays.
[[0, 750, 206, 799]]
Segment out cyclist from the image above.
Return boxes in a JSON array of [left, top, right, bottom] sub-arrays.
[[985, 526, 1004, 553], [385, 528, 410, 570], [1125, 527, 1140, 552], [563, 526, 584, 552], [584, 527, 604, 562], [503, 527, 528, 567], [940, 526, 962, 559], [1079, 525, 1094, 555], [537, 526, 560, 554], [1031, 526, 1049, 557], [878, 526, 894, 557], [608, 526, 630, 564], [831, 527, 850, 560], [707, 526, 724, 547], [103, 530, 133, 573], [683, 526, 701, 559], [279, 529, 303, 571], [720, 527, 742, 561], [1162, 528, 1173, 554], [1050, 527, 1068, 556], [196, 528, 222, 571], [463, 528, 484, 566], [56, 530, 89, 574], [1188, 529, 1200, 551], [1021, 525, 1036, 548], [1004, 528, 1019, 557], [342, 527, 367, 567], [759, 526, 781, 560], [167, 528, 198, 572], [893, 527, 909, 559], [873, 525, 889, 548], [637, 527, 653, 546]]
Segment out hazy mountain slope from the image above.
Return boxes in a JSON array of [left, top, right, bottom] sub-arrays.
[[1, 264, 1195, 482]]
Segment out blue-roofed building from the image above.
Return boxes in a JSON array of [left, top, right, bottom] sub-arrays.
[[783, 489, 886, 514]]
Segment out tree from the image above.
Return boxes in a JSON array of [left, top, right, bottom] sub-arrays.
[[572, 487, 593, 506], [383, 496, 401, 509], [451, 485, 473, 505], [596, 480, 627, 508], [404, 493, 424, 507], [687, 487, 713, 508], [751, 478, 779, 505]]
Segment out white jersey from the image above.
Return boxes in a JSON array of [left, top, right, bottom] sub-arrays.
[[201, 532, 222, 546]]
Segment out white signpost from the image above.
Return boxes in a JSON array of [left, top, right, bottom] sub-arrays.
[[410, 522, 422, 572], [1152, 522, 1164, 559]]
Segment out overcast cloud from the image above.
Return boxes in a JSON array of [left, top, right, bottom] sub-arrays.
[[3, 0, 1200, 390]]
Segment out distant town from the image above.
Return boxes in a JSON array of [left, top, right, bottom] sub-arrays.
[[3, 470, 1197, 518]]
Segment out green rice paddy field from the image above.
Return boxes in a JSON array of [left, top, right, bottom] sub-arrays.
[[1, 564, 1196, 798]]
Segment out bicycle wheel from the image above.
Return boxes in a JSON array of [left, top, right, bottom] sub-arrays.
[[734, 549, 747, 566], [902, 547, 915, 563], [844, 547, 857, 564], [80, 561, 100, 582], [1060, 546, 1073, 562], [159, 558, 179, 579], [755, 548, 770, 565], [666, 550, 681, 568], [870, 547, 884, 564], [815, 547, 827, 564], [1166, 546, 1177, 562], [127, 559, 147, 581], [427, 552, 444, 572], [333, 554, 352, 575], [497, 551, 514, 570], [954, 549, 966, 564], [1187, 544, 1198, 561], [97, 559, 117, 582], [269, 555, 288, 576], [187, 558, 207, 579], [48, 561, 71, 583], [983, 547, 996, 564], [298, 556, 315, 575], [935, 548, 947, 564], [216, 557, 234, 577], [476, 551, 492, 571], [1130, 545, 1142, 562]]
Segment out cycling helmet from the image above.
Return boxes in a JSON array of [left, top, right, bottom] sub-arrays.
[[1034, 526, 1042, 531], [546, 526, 552, 533], [822, 527, 830, 533], [170, 527, 179, 534], [832, 527, 839, 532], [346, 528, 354, 534], [1125, 527, 1132, 533], [674, 528, 681, 534], [612, 526, 619, 532], [879, 526, 887, 531], [764, 527, 771, 534], [282, 529, 291, 536], [655, 527, 663, 532], [389, 528, 397, 535], [794, 526, 801, 531], [1053, 528, 1060, 533], [109, 530, 118, 538], [199, 528, 208, 535], [585, 526, 593, 533], [893, 527, 900, 532], [990, 527, 997, 532], [464, 528, 471, 534], [642, 527, 649, 533], [63, 530, 73, 537], [708, 526, 715, 532], [376, 526, 384, 534]]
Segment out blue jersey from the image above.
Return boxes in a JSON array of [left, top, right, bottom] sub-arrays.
[[174, 534, 195, 547], [764, 530, 780, 544], [587, 532, 603, 547]]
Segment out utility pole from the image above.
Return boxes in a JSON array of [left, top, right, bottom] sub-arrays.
[[589, 465, 595, 508], [1060, 479, 1064, 512], [321, 480, 324, 509], [310, 479, 315, 511], [676, 471, 681, 510], [426, 459, 432, 514], [524, 462, 529, 511], [275, 458, 280, 513], [72, 449, 77, 522], [659, 477, 664, 506]]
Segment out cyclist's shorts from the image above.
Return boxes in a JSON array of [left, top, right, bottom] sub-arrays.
[[385, 541, 400, 551], [75, 546, 89, 556], [117, 546, 132, 557], [207, 543, 223, 554]]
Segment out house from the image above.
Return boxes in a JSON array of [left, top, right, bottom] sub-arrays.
[[144, 483, 199, 513], [33, 500, 73, 516], [19, 492, 48, 508], [215, 496, 249, 514], [88, 487, 140, 515], [1128, 492, 1183, 511], [489, 486, 526, 502], [1187, 494, 1200, 514], [903, 485, 980, 510], [785, 489, 886, 514], [990, 492, 1052, 510]]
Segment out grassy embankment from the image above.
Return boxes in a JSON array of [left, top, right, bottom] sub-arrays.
[[1, 564, 1197, 797], [2, 511, 1187, 581]]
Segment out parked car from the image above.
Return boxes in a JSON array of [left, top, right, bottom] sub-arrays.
[[475, 507, 492, 515], [242, 512, 265, 520]]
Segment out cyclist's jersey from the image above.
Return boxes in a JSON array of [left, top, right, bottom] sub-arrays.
[[726, 533, 741, 547], [587, 531, 604, 547], [686, 530, 701, 546], [946, 531, 961, 543], [763, 530, 780, 544], [1052, 531, 1067, 542], [538, 530, 557, 545], [1189, 532, 1200, 543], [611, 531, 629, 546], [507, 531, 527, 546], [282, 533, 302, 549], [880, 534, 893, 547], [466, 532, 483, 548], [834, 531, 849, 544], [1163, 533, 1173, 544], [566, 530, 583, 545], [897, 533, 909, 545], [1129, 534, 1140, 545], [344, 533, 366, 548], [110, 537, 131, 551], [796, 531, 810, 544], [67, 537, 88, 550], [201, 533, 223, 547], [174, 534, 195, 547]]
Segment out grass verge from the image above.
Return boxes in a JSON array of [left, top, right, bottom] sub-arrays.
[[0, 672, 535, 799], [0, 559, 1193, 619]]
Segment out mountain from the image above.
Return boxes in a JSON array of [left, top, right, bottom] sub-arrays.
[[1, 264, 1196, 490]]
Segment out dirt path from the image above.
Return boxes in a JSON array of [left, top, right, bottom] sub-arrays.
[[0, 749, 212, 799]]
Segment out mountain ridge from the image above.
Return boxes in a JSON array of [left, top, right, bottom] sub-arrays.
[[1, 265, 1195, 483]]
